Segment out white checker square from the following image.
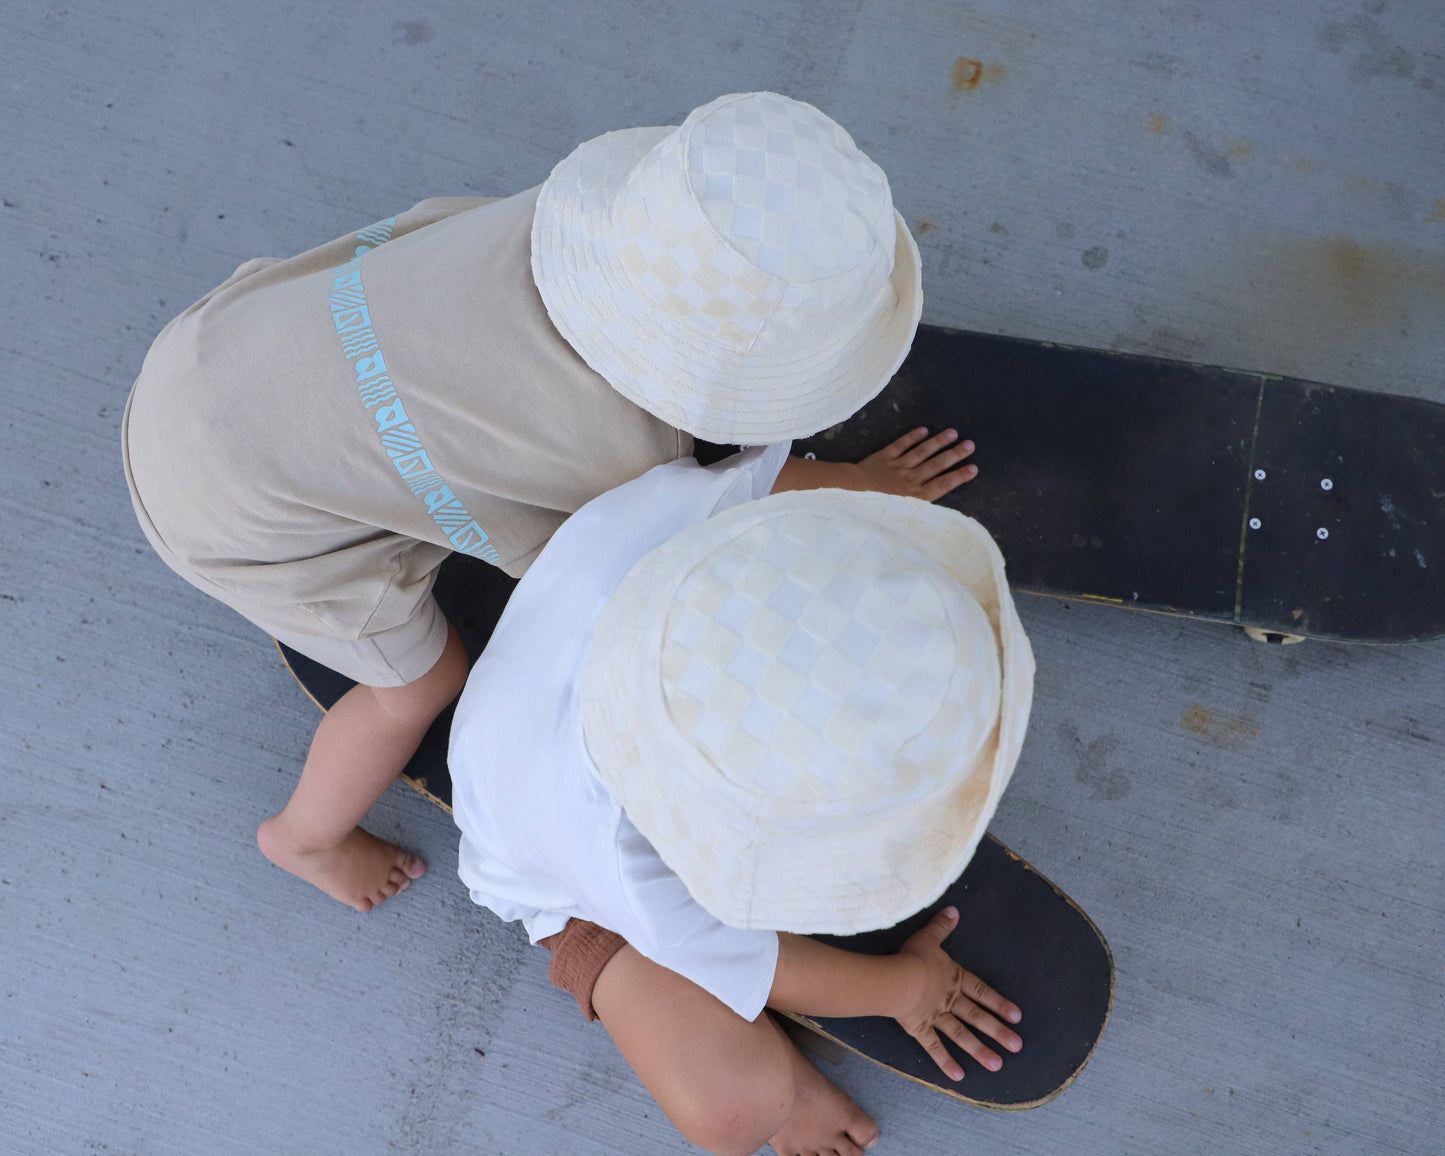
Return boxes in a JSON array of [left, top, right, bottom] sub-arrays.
[[742, 604, 791, 656], [725, 642, 769, 689], [693, 708, 734, 753], [766, 128, 795, 156], [834, 618, 879, 665], [715, 591, 755, 634], [736, 148, 766, 176], [704, 174, 732, 202], [739, 696, 783, 744], [674, 653, 719, 702], [757, 245, 787, 278], [844, 671, 892, 723], [792, 685, 836, 733], [730, 204, 761, 241], [777, 628, 824, 675], [823, 569, 867, 614], [767, 576, 810, 620]]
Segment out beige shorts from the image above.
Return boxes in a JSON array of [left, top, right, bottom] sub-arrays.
[[269, 593, 449, 687]]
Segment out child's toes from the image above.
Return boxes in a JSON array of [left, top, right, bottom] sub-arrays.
[[401, 854, 426, 880], [353, 895, 375, 914]]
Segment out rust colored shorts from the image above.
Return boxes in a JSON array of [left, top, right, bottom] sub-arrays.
[[540, 919, 628, 1021]]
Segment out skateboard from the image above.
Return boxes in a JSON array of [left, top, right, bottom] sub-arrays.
[[788, 326, 1445, 645], [278, 542, 1114, 1109]]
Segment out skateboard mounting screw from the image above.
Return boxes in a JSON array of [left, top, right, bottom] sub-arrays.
[[1254, 469, 1266, 481], [1320, 478, 1333, 491], [1316, 527, 1329, 540], [804, 452, 816, 460], [1249, 517, 1261, 530]]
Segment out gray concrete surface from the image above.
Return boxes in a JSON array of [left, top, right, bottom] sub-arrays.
[[2, 2, 1441, 1153]]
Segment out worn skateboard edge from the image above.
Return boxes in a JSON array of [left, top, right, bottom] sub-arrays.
[[1014, 589, 1439, 645], [272, 638, 455, 812], [783, 834, 1115, 1111]]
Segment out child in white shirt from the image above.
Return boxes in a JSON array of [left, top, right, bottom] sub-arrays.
[[449, 446, 1032, 1156]]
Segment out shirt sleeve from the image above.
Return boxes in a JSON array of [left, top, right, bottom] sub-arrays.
[[612, 816, 779, 1022], [700, 441, 792, 509]]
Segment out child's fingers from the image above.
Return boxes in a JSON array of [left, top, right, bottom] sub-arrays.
[[896, 428, 960, 468], [880, 426, 933, 460], [952, 998, 1023, 1054], [920, 463, 979, 502], [937, 1016, 1004, 1073], [912, 443, 975, 481], [910, 905, 959, 949], [914, 1026, 967, 1082], [956, 967, 1023, 1026]]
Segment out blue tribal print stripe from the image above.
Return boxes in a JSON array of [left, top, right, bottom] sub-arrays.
[[330, 220, 500, 564]]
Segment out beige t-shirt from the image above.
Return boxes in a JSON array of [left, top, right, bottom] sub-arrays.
[[123, 188, 690, 639]]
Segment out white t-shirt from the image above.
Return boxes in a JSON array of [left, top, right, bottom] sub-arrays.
[[449, 443, 791, 1021]]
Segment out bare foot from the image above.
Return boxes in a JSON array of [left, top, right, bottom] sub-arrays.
[[769, 1033, 878, 1156], [257, 818, 425, 912]]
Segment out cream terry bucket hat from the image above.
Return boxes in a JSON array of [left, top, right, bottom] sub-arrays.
[[580, 490, 1035, 935], [530, 92, 923, 444]]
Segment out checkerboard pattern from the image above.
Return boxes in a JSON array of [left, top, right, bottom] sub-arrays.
[[612, 92, 895, 352], [660, 514, 1000, 808]]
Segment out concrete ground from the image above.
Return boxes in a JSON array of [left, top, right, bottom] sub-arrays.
[[2, 1, 1441, 1153]]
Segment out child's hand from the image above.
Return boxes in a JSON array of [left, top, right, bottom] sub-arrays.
[[771, 427, 977, 501], [854, 426, 977, 501], [891, 906, 1022, 1082]]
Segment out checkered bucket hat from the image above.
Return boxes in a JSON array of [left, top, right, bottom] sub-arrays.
[[531, 92, 923, 444], [580, 490, 1035, 935]]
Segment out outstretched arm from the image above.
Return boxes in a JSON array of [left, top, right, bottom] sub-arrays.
[[771, 427, 977, 502], [768, 907, 1023, 1082]]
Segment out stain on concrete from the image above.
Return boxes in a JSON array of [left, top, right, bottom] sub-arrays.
[[1058, 723, 1132, 801], [1228, 139, 1254, 162], [988, 221, 1008, 235], [1140, 327, 1206, 358], [1082, 246, 1109, 270], [1138, 52, 1182, 78], [1181, 129, 1234, 178], [1424, 199, 1445, 223], [1214, 233, 1445, 352], [1345, 172, 1416, 217], [1148, 112, 1170, 134], [913, 218, 936, 237], [953, 57, 983, 90], [951, 56, 1007, 90], [1056, 221, 1076, 240], [1182, 703, 1260, 749], [393, 20, 434, 45], [1319, 13, 1415, 83], [1284, 154, 1320, 175]]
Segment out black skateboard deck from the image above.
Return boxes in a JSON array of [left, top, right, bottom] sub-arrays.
[[788, 325, 1445, 644]]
